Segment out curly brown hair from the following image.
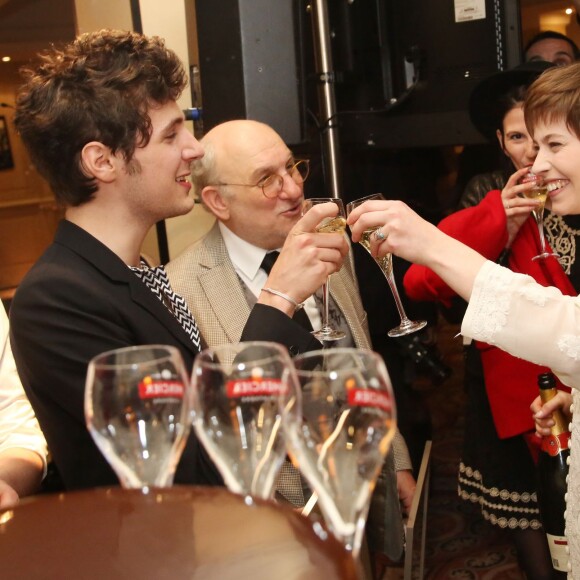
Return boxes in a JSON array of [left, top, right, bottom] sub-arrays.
[[14, 29, 187, 207]]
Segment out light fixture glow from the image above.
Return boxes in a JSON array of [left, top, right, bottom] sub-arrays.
[[566, 7, 573, 14], [1, 56, 11, 63]]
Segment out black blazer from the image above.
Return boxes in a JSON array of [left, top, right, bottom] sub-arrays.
[[10, 220, 318, 490]]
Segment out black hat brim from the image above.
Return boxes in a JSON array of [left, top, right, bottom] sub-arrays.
[[469, 61, 554, 140]]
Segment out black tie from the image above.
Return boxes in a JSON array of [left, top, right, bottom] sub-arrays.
[[260, 251, 313, 332]]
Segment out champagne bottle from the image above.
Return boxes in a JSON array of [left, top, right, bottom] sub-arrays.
[[536, 372, 570, 577]]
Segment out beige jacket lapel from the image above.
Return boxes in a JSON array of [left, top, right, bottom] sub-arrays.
[[329, 250, 371, 350], [167, 224, 251, 346], [169, 226, 371, 351]]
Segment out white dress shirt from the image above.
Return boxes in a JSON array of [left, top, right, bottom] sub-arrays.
[[0, 306, 47, 472]]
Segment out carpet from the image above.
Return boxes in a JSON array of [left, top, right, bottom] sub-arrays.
[[419, 319, 525, 579]]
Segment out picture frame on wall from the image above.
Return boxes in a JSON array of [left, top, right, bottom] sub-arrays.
[[0, 116, 14, 170]]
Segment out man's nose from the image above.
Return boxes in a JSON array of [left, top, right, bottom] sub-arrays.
[[279, 173, 303, 199], [183, 134, 204, 161]]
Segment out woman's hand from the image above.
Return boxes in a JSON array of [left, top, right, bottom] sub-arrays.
[[501, 167, 540, 247], [530, 391, 573, 438], [347, 199, 441, 264], [346, 197, 487, 302]]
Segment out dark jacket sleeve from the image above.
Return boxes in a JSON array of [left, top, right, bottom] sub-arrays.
[[10, 254, 221, 490], [241, 304, 321, 356]]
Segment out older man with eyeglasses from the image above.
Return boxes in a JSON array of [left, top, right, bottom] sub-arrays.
[[166, 119, 415, 575], [167, 119, 349, 348]]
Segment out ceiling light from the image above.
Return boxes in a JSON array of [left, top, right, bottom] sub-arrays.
[[566, 7, 573, 14], [1, 56, 11, 63]]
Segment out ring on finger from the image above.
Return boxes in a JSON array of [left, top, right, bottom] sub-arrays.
[[374, 228, 386, 241]]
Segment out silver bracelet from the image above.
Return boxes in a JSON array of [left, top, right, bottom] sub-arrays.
[[262, 287, 304, 310]]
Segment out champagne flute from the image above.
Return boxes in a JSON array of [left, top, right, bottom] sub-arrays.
[[346, 193, 427, 337], [302, 197, 347, 342], [190, 341, 291, 501], [85, 344, 192, 490], [279, 348, 396, 557], [521, 172, 558, 261]]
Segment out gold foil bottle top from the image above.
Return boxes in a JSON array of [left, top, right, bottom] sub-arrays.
[[538, 372, 569, 436]]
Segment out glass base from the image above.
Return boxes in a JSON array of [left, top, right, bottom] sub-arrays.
[[312, 328, 346, 342], [532, 252, 559, 261], [387, 319, 428, 338]]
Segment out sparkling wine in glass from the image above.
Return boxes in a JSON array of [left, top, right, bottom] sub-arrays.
[[302, 197, 347, 342], [521, 173, 558, 261], [280, 348, 397, 557], [191, 341, 291, 501], [346, 193, 427, 337], [85, 344, 192, 490]]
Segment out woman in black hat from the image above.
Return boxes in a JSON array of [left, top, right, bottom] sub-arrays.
[[459, 61, 552, 208], [403, 61, 576, 579]]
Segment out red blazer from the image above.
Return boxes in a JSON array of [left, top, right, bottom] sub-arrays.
[[404, 191, 576, 439]]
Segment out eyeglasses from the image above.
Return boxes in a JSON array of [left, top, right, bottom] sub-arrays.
[[215, 159, 310, 199]]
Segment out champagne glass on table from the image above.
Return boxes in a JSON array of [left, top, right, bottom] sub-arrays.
[[190, 341, 291, 501], [302, 197, 347, 342], [85, 345, 191, 489], [279, 348, 397, 557], [520, 172, 558, 261], [346, 193, 427, 337]]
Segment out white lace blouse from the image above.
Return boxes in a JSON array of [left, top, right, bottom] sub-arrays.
[[462, 260, 580, 577]]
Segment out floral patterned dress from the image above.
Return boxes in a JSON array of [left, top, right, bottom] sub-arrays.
[[463, 260, 580, 578]]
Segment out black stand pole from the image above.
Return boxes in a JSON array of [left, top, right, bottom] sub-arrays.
[[309, 0, 342, 199]]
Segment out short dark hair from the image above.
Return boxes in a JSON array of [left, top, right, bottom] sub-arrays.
[[525, 61, 580, 140], [14, 29, 188, 207], [524, 30, 579, 60]]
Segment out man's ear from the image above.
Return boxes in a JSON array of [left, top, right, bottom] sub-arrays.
[[202, 186, 230, 220], [80, 142, 117, 183]]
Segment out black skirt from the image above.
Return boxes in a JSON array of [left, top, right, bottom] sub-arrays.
[[457, 344, 542, 530]]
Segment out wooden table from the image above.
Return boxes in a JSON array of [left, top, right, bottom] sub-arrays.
[[0, 486, 358, 579]]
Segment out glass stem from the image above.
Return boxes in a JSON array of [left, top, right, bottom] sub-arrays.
[[320, 279, 331, 330], [385, 272, 411, 323], [376, 255, 410, 323], [536, 210, 547, 254], [326, 517, 365, 560]]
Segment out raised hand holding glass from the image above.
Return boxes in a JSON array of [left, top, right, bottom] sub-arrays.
[[346, 193, 427, 337], [520, 172, 558, 261], [302, 197, 347, 342]]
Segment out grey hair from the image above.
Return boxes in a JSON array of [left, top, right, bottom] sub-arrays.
[[191, 141, 216, 193], [191, 141, 234, 210]]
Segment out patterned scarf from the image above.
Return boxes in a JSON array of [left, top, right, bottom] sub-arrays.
[[129, 261, 202, 351]]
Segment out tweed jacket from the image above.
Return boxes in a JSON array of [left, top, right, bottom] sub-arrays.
[[166, 223, 372, 351], [167, 223, 410, 467], [166, 223, 410, 560]]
